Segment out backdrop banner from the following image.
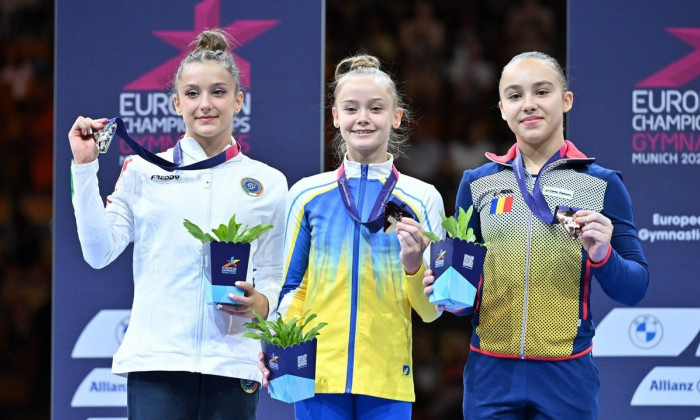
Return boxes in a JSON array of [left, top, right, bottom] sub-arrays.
[[53, 0, 324, 418], [568, 1, 700, 418]]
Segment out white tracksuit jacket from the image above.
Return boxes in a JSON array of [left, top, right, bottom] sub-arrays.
[[71, 137, 287, 381]]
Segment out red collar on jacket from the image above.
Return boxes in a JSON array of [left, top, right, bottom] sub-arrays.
[[485, 140, 590, 164]]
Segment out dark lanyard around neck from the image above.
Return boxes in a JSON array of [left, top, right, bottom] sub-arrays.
[[97, 117, 240, 172], [336, 162, 399, 232], [512, 145, 565, 224]]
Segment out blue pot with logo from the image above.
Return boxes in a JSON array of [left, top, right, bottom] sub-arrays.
[[205, 241, 249, 304], [428, 238, 487, 312], [262, 338, 317, 403]]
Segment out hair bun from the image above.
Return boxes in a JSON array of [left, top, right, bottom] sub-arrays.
[[194, 29, 230, 53], [334, 54, 381, 80]]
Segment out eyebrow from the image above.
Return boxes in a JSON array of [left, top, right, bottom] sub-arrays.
[[181, 82, 230, 89], [339, 98, 387, 104], [502, 80, 555, 91]]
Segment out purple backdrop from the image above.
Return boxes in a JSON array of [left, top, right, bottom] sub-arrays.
[[568, 1, 700, 418], [53, 0, 324, 418]]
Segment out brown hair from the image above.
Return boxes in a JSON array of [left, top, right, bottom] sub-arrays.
[[499, 51, 568, 95], [172, 29, 242, 95]]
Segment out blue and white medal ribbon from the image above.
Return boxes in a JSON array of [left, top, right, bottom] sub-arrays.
[[512, 145, 565, 224], [337, 163, 399, 232], [93, 117, 240, 171]]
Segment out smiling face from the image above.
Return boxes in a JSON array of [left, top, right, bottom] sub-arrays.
[[173, 60, 244, 152], [498, 57, 573, 151], [332, 74, 403, 164]]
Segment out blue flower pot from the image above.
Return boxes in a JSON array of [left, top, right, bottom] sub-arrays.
[[262, 338, 317, 403], [205, 242, 250, 304], [428, 238, 487, 312]]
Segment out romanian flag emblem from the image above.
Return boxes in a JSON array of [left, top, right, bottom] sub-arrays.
[[490, 196, 513, 214]]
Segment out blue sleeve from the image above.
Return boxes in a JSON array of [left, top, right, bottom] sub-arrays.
[[278, 194, 312, 309], [455, 170, 482, 243], [451, 170, 479, 317], [590, 171, 649, 306]]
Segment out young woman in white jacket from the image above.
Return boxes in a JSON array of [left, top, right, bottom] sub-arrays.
[[68, 29, 287, 420]]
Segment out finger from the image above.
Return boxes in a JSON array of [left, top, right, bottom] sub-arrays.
[[396, 230, 418, 249], [257, 352, 271, 387], [218, 306, 255, 319], [217, 301, 253, 314], [235, 281, 254, 293], [70, 118, 90, 138], [72, 117, 107, 138], [397, 221, 423, 237], [216, 303, 238, 315], [228, 292, 253, 306], [576, 212, 611, 228]]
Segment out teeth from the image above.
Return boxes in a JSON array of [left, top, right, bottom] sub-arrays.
[[354, 130, 374, 134]]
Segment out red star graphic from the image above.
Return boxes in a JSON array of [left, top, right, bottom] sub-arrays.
[[124, 0, 279, 90], [636, 28, 700, 87]]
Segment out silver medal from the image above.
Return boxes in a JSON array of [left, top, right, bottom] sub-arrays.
[[92, 121, 117, 153]]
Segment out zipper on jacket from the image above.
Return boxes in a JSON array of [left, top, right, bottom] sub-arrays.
[[520, 171, 534, 359], [195, 170, 213, 371], [345, 164, 368, 393], [520, 212, 533, 359]]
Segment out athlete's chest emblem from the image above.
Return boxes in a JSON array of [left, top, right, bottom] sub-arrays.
[[241, 178, 264, 196], [490, 196, 513, 214]]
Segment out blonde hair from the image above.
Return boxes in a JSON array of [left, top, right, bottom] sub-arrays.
[[330, 54, 412, 163]]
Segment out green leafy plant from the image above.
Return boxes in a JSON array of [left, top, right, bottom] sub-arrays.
[[243, 311, 328, 348], [423, 206, 485, 245], [183, 214, 273, 244]]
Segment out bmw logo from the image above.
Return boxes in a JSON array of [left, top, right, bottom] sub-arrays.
[[628, 314, 662, 349], [115, 316, 130, 344]]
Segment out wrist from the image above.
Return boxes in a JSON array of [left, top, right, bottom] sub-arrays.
[[404, 262, 423, 276], [588, 245, 612, 266], [73, 156, 97, 165]]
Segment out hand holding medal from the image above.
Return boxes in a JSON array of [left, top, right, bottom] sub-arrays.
[[67, 116, 110, 164], [571, 209, 614, 263], [392, 205, 429, 276], [71, 116, 241, 172]]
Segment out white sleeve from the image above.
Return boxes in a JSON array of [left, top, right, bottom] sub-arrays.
[[422, 184, 446, 266], [249, 173, 288, 318], [71, 158, 135, 269]]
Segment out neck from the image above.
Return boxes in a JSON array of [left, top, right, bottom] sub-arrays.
[[517, 139, 565, 174], [191, 134, 232, 157], [346, 150, 389, 165]]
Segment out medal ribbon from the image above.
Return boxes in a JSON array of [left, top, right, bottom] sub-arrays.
[[337, 163, 399, 232], [512, 145, 566, 224], [106, 117, 239, 171]]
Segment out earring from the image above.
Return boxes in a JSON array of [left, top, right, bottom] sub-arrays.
[[334, 122, 339, 128]]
